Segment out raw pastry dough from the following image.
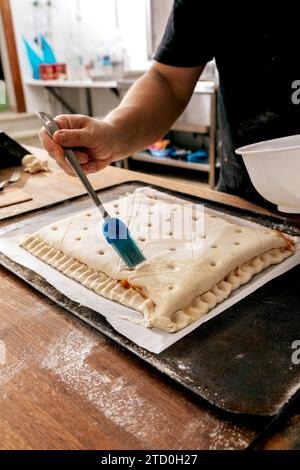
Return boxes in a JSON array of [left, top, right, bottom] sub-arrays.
[[20, 189, 295, 332], [22, 154, 49, 174]]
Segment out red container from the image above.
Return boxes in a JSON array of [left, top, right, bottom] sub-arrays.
[[53, 63, 67, 80], [39, 64, 55, 80], [39, 63, 67, 80]]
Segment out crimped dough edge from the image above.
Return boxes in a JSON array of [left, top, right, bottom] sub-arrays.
[[20, 234, 293, 332]]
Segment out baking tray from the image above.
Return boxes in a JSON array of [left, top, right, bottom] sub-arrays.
[[1, 181, 300, 417]]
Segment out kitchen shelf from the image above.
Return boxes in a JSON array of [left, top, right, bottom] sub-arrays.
[[27, 76, 218, 188], [131, 152, 219, 173], [171, 122, 209, 134], [128, 83, 218, 188]]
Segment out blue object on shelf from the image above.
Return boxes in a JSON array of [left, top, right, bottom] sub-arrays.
[[171, 149, 189, 158], [150, 149, 173, 158], [22, 37, 43, 79], [187, 150, 208, 163], [41, 35, 57, 64], [102, 55, 112, 66], [23, 35, 58, 79]]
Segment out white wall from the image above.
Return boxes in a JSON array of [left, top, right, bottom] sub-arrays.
[[151, 0, 173, 52], [116, 0, 149, 69], [9, 0, 151, 113], [9, 0, 210, 127], [10, 0, 150, 76]]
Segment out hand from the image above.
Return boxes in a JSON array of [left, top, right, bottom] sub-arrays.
[[39, 114, 117, 176]]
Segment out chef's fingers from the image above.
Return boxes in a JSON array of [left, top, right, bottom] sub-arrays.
[[51, 154, 75, 176], [39, 128, 64, 158], [39, 128, 71, 175], [54, 150, 90, 176], [40, 125, 90, 175], [80, 156, 112, 174], [53, 126, 96, 148], [73, 151, 89, 165], [54, 114, 91, 130]]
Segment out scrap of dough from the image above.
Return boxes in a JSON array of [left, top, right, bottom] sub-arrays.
[[20, 189, 295, 332], [22, 154, 49, 174]]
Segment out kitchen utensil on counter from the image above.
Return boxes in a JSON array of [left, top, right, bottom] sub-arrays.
[[0, 180, 9, 192], [9, 171, 21, 184], [0, 170, 22, 193]]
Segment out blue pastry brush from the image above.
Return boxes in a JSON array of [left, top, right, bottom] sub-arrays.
[[36, 111, 145, 269]]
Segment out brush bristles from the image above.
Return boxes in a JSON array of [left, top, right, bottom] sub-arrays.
[[110, 238, 145, 268], [103, 217, 146, 268]]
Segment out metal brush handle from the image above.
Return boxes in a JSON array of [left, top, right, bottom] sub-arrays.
[[36, 111, 109, 219]]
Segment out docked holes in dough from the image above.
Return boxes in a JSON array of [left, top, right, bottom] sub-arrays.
[[86, 213, 92, 218], [235, 228, 243, 234], [76, 237, 82, 241], [234, 241, 241, 246], [139, 237, 146, 242], [169, 247, 176, 252], [210, 261, 217, 267], [167, 231, 173, 237], [51, 226, 58, 231], [168, 285, 174, 291], [166, 263, 176, 271], [97, 250, 105, 255], [83, 227, 88, 231], [211, 244, 218, 249]]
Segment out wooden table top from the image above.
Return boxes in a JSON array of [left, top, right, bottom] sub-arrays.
[[0, 147, 299, 450]]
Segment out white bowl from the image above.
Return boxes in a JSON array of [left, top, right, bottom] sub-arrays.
[[236, 134, 300, 213]]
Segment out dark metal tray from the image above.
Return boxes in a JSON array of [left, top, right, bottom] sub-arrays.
[[1, 181, 300, 416]]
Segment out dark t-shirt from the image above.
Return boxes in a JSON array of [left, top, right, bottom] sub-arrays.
[[154, 1, 300, 203]]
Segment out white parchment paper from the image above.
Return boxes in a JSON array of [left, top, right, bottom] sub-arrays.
[[0, 187, 299, 354]]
